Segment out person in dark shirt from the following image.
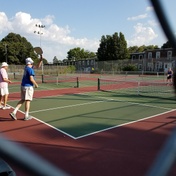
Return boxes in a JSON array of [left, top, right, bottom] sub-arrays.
[[166, 67, 173, 84]]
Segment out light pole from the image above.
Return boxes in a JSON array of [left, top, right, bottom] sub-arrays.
[[3, 43, 8, 63], [34, 24, 45, 83]]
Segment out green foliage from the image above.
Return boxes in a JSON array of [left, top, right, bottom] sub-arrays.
[[0, 32, 38, 64], [0, 32, 170, 66], [53, 56, 59, 64], [161, 41, 172, 48], [42, 58, 48, 65], [97, 32, 129, 61], [67, 47, 96, 61], [122, 64, 137, 71], [127, 46, 139, 53], [66, 65, 76, 73], [128, 45, 159, 53]]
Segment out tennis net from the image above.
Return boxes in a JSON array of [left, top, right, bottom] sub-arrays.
[[42, 75, 79, 88], [98, 78, 174, 99]]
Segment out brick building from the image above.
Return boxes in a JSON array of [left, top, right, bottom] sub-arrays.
[[130, 48, 176, 72]]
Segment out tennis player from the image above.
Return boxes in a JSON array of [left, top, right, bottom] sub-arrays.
[[0, 62, 12, 110], [10, 55, 43, 120], [166, 67, 173, 83]]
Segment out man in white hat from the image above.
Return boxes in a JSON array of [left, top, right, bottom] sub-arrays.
[[0, 62, 12, 109], [10, 55, 43, 120]]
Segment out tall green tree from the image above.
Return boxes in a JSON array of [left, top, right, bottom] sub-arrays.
[[96, 35, 108, 61], [0, 32, 38, 64], [97, 32, 129, 61], [118, 32, 129, 59], [67, 47, 96, 61]]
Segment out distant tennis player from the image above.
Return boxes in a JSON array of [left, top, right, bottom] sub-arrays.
[[10, 55, 43, 120], [166, 67, 173, 83]]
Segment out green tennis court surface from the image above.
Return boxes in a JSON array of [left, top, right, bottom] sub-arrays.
[[8, 91, 176, 139]]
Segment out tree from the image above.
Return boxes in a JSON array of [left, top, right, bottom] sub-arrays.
[[118, 32, 129, 59], [0, 33, 39, 64], [122, 64, 137, 71], [128, 46, 139, 53], [128, 45, 159, 53], [67, 47, 96, 61], [161, 41, 172, 48], [97, 32, 129, 61], [53, 56, 59, 64], [42, 58, 48, 65], [96, 35, 108, 61]]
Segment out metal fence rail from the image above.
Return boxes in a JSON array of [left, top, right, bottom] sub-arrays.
[[0, 134, 69, 176]]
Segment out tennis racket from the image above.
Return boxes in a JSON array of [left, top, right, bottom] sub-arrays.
[[34, 47, 43, 55]]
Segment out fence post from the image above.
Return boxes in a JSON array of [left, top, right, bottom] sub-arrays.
[[98, 78, 100, 90]]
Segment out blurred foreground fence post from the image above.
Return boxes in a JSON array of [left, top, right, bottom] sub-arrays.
[[0, 134, 69, 176]]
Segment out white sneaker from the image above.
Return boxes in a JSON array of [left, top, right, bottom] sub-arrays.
[[0, 105, 3, 109], [24, 116, 32, 121], [2, 106, 11, 110]]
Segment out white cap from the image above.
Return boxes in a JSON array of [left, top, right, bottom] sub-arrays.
[[26, 57, 34, 65], [1, 62, 8, 67]]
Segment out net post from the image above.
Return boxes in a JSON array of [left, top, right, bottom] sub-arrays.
[[41, 74, 44, 83], [98, 78, 100, 90], [56, 76, 59, 86], [76, 77, 79, 88], [137, 81, 140, 95]]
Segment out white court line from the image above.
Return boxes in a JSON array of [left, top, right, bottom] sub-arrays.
[[37, 85, 56, 90], [8, 93, 176, 140], [30, 93, 172, 114], [76, 109, 176, 139], [8, 91, 66, 103], [8, 104, 176, 140], [7, 107, 77, 139], [97, 96, 172, 111], [30, 100, 106, 114]]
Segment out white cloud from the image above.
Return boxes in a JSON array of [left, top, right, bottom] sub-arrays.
[[127, 6, 153, 21], [127, 13, 148, 21], [126, 5, 161, 47], [146, 6, 154, 12], [0, 12, 12, 33], [42, 15, 55, 26], [0, 12, 99, 62], [127, 23, 158, 46], [0, 10, 162, 62], [147, 19, 159, 27]]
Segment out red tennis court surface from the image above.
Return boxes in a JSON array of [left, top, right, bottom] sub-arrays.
[[0, 87, 176, 176]]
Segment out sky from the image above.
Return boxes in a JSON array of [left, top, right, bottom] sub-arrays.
[[0, 0, 175, 63]]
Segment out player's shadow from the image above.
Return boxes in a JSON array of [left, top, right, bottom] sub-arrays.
[[0, 117, 13, 121], [167, 116, 176, 119]]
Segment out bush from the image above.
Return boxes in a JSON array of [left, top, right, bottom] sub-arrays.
[[122, 64, 138, 71]]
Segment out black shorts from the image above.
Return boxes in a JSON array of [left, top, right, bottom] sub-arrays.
[[167, 75, 172, 79]]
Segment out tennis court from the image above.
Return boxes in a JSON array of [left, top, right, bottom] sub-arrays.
[[7, 88, 176, 139], [1, 75, 176, 175]]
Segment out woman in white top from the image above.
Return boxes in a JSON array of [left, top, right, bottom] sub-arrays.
[[0, 62, 11, 109]]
